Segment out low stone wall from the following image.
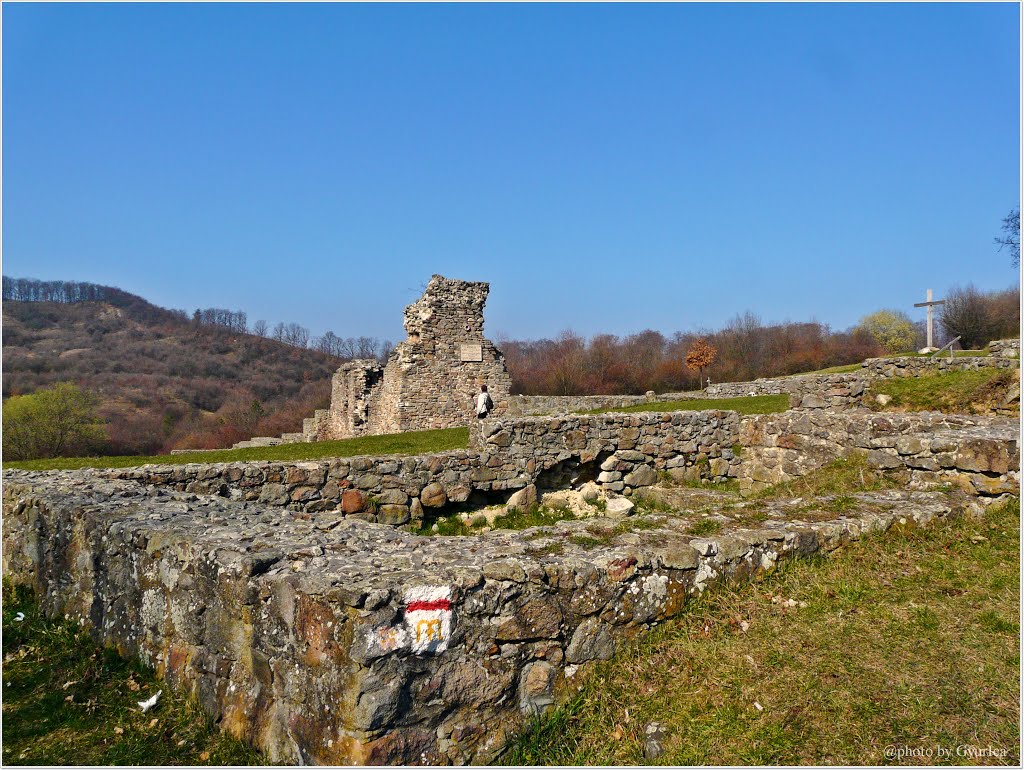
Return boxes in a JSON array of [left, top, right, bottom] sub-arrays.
[[736, 411, 1020, 496], [1, 472, 963, 765], [988, 338, 1020, 359], [106, 411, 741, 526], [707, 373, 866, 409], [473, 411, 740, 493], [862, 355, 1017, 378]]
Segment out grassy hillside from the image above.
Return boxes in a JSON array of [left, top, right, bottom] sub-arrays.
[[3, 293, 343, 454]]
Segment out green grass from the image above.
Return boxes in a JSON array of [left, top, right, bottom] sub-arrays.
[[582, 394, 789, 416], [792, 362, 865, 376], [2, 427, 469, 471], [1, 580, 263, 766], [503, 498, 1020, 766], [688, 518, 724, 536], [868, 368, 1018, 415], [755, 453, 901, 501]]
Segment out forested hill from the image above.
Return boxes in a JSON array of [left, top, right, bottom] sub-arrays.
[[2, 277, 351, 454]]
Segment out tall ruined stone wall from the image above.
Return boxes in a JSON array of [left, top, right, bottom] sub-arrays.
[[318, 276, 513, 439], [317, 360, 385, 441]]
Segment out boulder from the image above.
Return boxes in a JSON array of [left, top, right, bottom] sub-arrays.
[[579, 482, 601, 503], [604, 496, 635, 518], [420, 483, 448, 508], [506, 484, 538, 512]]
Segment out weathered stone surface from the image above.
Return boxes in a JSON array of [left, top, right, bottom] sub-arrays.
[[341, 489, 366, 513], [506, 484, 538, 512], [623, 465, 657, 487], [420, 482, 448, 508], [604, 497, 636, 518], [0, 468, 995, 766], [565, 617, 615, 663], [579, 482, 601, 503]]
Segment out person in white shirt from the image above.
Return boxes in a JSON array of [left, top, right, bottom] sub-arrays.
[[475, 384, 494, 419]]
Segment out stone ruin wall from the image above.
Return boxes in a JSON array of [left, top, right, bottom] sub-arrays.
[[70, 408, 1022, 529], [988, 338, 1020, 358], [735, 410, 1020, 496], [3, 405, 1019, 764], [315, 276, 513, 440], [104, 410, 742, 527], [4, 473, 967, 765], [861, 354, 1018, 378]]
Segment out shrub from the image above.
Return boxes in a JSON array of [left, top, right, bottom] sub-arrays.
[[2, 382, 107, 460], [857, 310, 917, 354]]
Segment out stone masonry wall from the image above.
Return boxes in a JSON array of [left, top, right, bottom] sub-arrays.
[[313, 276, 513, 440], [988, 338, 1020, 358], [3, 405, 1019, 764], [706, 373, 867, 408], [861, 355, 1017, 378], [2, 472, 967, 765], [736, 410, 1020, 496], [105, 411, 741, 527], [503, 391, 703, 417]]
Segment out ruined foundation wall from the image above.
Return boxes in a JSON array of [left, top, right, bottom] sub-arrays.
[[988, 338, 1020, 359], [104, 411, 742, 526], [861, 355, 1017, 378], [503, 391, 704, 416], [2, 473, 966, 765], [3, 406, 1019, 765]]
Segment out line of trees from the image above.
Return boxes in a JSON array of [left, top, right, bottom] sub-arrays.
[[2, 276, 129, 304], [193, 307, 248, 333], [499, 315, 884, 396]]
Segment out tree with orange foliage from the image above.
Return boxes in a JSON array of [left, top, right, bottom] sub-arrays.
[[685, 339, 718, 390]]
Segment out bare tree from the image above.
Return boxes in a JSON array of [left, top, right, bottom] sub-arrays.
[[995, 207, 1020, 267], [940, 285, 993, 349], [252, 319, 269, 337]]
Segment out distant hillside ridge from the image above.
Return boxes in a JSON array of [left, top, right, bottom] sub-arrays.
[[2, 276, 354, 454]]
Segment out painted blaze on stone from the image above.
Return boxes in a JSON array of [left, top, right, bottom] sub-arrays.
[[404, 586, 453, 654], [367, 586, 454, 657]]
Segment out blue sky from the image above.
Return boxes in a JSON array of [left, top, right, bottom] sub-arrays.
[[3, 2, 1020, 343]]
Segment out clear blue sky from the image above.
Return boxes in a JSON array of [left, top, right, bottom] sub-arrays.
[[3, 2, 1020, 343]]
